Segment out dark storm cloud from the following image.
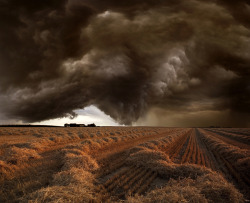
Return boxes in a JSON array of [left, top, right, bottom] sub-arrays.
[[0, 0, 249, 126], [215, 0, 250, 28]]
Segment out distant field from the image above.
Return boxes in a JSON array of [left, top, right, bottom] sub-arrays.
[[0, 127, 249, 202]]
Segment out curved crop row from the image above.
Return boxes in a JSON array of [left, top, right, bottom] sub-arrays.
[[164, 130, 191, 162], [198, 129, 250, 197], [99, 165, 157, 199], [205, 128, 250, 145], [176, 130, 216, 170]]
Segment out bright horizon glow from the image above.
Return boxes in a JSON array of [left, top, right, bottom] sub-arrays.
[[32, 105, 120, 126]]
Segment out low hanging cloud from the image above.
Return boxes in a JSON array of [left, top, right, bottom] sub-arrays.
[[0, 0, 249, 126]]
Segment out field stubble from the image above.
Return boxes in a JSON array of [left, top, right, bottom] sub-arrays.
[[0, 127, 249, 202]]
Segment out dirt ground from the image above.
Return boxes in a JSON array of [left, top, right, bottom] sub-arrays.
[[0, 127, 249, 202]]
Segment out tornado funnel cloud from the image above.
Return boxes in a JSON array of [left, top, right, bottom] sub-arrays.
[[0, 0, 249, 127]]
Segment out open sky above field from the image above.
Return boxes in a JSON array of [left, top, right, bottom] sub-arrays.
[[0, 0, 250, 127]]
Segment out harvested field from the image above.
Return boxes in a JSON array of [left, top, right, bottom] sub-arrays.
[[0, 127, 249, 202]]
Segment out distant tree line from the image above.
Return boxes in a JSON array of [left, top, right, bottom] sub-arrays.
[[64, 123, 97, 127]]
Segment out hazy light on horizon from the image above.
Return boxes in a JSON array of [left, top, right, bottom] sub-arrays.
[[0, 0, 249, 127], [32, 105, 119, 126]]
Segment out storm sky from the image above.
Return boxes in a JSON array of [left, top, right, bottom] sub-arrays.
[[0, 0, 250, 127]]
